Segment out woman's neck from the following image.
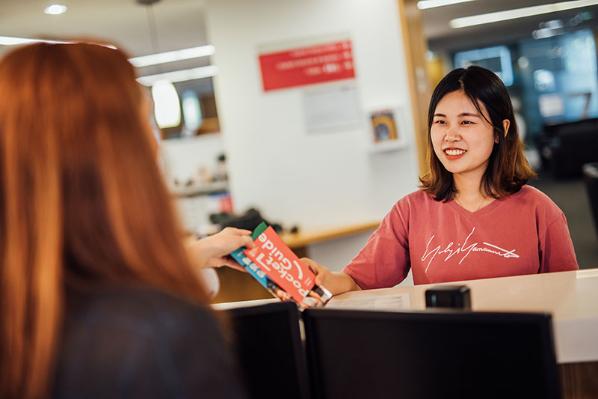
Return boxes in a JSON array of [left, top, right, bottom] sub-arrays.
[[453, 170, 493, 212], [454, 171, 485, 200]]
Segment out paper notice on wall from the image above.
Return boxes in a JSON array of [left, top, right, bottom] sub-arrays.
[[303, 83, 362, 133]]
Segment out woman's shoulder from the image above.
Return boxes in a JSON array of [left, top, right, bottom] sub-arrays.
[[65, 284, 215, 339], [56, 285, 242, 399], [394, 189, 439, 211], [510, 185, 558, 207], [382, 190, 440, 228], [507, 184, 564, 220], [397, 188, 435, 203]]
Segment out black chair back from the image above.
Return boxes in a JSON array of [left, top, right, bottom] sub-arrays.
[[225, 301, 310, 399], [583, 163, 598, 237], [539, 118, 598, 178], [303, 309, 560, 399]]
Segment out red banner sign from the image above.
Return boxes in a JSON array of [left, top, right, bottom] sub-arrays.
[[259, 39, 355, 91]]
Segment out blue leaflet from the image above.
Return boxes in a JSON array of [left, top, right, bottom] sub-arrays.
[[230, 247, 270, 289]]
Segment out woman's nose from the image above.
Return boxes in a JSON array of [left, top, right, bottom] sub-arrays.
[[444, 128, 460, 142]]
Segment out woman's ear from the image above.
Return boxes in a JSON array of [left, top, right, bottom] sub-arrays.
[[496, 119, 510, 143], [502, 119, 510, 137]]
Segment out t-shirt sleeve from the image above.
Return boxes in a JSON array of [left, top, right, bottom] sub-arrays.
[[343, 201, 410, 289], [539, 213, 579, 273]]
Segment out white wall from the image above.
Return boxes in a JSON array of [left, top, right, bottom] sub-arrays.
[[160, 134, 226, 233], [204, 0, 420, 232], [160, 133, 225, 184]]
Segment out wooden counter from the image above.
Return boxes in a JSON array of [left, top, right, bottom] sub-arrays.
[[327, 269, 598, 364], [279, 221, 379, 249]]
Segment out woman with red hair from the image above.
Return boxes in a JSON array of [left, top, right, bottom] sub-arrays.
[[0, 42, 247, 399]]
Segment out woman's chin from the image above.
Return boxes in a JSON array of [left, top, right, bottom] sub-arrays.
[[440, 162, 464, 174]]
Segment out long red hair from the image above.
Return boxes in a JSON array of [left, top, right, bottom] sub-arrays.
[[0, 42, 208, 398]]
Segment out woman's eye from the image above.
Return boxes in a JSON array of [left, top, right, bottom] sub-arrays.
[[461, 120, 475, 125], [433, 120, 445, 125]]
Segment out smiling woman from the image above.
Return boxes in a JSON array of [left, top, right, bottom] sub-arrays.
[[430, 91, 500, 205], [300, 65, 578, 298], [422, 65, 534, 203]]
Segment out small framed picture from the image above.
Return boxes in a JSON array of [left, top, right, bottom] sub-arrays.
[[368, 107, 407, 152]]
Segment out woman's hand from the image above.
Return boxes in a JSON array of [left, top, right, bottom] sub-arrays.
[[272, 286, 326, 309], [300, 257, 334, 292], [300, 257, 361, 300], [187, 227, 255, 270], [267, 258, 332, 308]]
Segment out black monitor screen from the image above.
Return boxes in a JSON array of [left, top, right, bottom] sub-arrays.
[[225, 302, 309, 399], [303, 309, 559, 399]]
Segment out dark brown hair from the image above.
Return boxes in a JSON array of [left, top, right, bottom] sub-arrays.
[[0, 42, 209, 399], [420, 65, 536, 201]]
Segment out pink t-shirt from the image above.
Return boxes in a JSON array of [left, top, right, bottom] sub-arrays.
[[344, 185, 578, 288]]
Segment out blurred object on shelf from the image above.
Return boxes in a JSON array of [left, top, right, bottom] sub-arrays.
[[213, 153, 228, 182], [217, 192, 233, 214], [170, 152, 229, 197], [209, 208, 282, 233], [172, 179, 228, 197]]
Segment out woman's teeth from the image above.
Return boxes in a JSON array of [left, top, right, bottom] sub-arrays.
[[444, 149, 466, 156]]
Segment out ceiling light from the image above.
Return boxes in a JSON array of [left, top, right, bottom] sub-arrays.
[[44, 4, 68, 15], [137, 65, 218, 86], [182, 90, 202, 132], [532, 20, 565, 39], [129, 45, 215, 68], [542, 19, 564, 30], [451, 0, 598, 29], [0, 35, 64, 46], [532, 28, 562, 39], [152, 80, 181, 129], [417, 0, 474, 10], [0, 36, 116, 50]]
